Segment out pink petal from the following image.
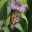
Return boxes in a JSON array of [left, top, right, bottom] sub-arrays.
[[19, 5, 26, 12], [10, 2, 17, 10]]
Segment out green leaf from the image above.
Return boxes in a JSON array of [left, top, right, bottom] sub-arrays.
[[0, 20, 3, 27], [22, 0, 27, 4], [6, 16, 10, 27], [15, 23, 24, 32], [7, 6, 11, 16], [0, 0, 7, 10], [4, 16, 10, 32], [21, 13, 28, 29], [4, 27, 9, 32]]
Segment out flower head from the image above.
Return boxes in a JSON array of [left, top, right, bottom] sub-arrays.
[[10, 1, 26, 13]]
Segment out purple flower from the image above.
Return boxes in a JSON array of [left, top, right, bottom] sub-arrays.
[[10, 2, 26, 12], [19, 5, 26, 12], [10, 2, 17, 10]]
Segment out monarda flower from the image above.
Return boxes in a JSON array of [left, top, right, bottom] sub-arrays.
[[10, 1, 26, 13]]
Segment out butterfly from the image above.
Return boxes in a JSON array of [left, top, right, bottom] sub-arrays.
[[10, 12, 21, 30]]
